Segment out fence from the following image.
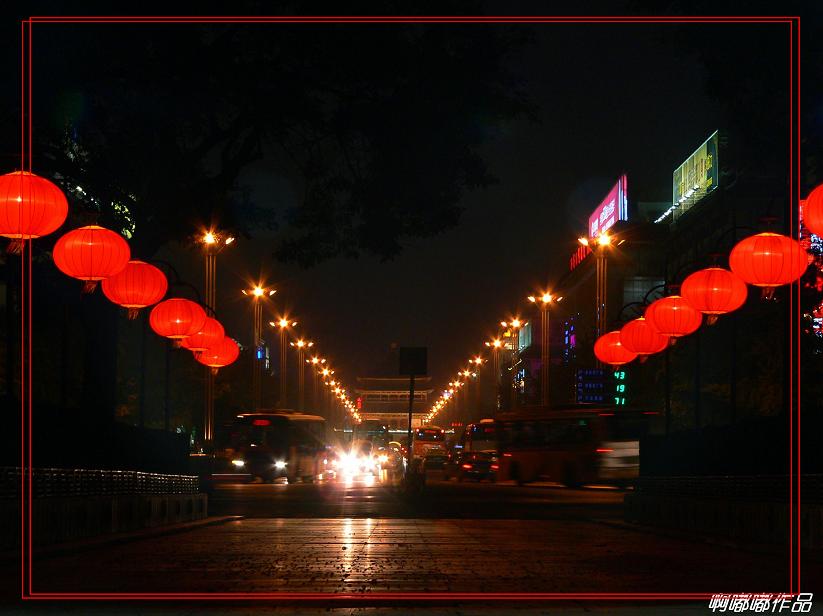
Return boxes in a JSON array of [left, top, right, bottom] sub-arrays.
[[0, 467, 200, 499]]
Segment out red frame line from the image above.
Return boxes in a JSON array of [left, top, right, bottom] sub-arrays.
[[19, 14, 802, 602]]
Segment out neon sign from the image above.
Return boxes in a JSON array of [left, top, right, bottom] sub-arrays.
[[588, 175, 628, 238]]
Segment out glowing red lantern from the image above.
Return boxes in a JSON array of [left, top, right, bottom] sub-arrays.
[[729, 232, 808, 296], [594, 331, 638, 366], [149, 298, 207, 341], [681, 267, 748, 325], [101, 260, 168, 319], [645, 295, 702, 338], [52, 225, 131, 292], [0, 171, 68, 247], [803, 183, 823, 236], [195, 336, 240, 372], [181, 317, 225, 353], [619, 317, 668, 356]]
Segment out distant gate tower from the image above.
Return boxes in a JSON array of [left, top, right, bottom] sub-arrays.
[[355, 377, 434, 429]]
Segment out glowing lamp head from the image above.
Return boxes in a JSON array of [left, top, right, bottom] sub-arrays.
[[577, 237, 589, 247], [598, 233, 612, 246], [252, 286, 264, 297], [203, 232, 216, 245], [511, 318, 521, 328], [541, 293, 552, 303]]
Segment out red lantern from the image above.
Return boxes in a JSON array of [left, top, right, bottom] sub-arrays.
[[52, 225, 131, 292], [0, 171, 69, 248], [196, 336, 240, 372], [181, 317, 225, 353], [681, 267, 748, 325], [149, 298, 207, 341], [594, 331, 638, 366], [803, 183, 823, 236], [645, 295, 702, 338], [619, 317, 668, 356], [101, 260, 168, 319], [729, 232, 808, 297]]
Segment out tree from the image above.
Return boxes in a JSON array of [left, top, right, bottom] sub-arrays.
[[25, 16, 532, 263]]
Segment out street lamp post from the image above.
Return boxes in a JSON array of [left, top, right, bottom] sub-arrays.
[[527, 293, 562, 408], [501, 318, 523, 409], [579, 233, 612, 369], [484, 338, 503, 412], [199, 230, 234, 443], [469, 356, 483, 415], [243, 285, 276, 410], [307, 356, 326, 412], [290, 339, 314, 411], [271, 318, 297, 407]]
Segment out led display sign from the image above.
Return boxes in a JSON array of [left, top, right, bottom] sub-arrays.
[[588, 175, 628, 238], [658, 130, 719, 223]]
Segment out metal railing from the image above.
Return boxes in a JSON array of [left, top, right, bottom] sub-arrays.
[[635, 475, 823, 504], [0, 467, 200, 498]]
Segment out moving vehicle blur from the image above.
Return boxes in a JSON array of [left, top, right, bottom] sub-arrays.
[[215, 411, 327, 483], [496, 406, 649, 487]]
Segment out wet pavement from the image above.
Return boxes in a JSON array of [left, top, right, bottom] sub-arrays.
[[22, 478, 809, 596]]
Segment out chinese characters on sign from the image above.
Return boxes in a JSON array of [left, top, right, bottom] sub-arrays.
[[588, 174, 629, 238]]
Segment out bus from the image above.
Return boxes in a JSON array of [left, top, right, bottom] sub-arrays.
[[219, 411, 328, 483], [459, 419, 498, 453], [495, 407, 651, 487], [412, 425, 447, 459]]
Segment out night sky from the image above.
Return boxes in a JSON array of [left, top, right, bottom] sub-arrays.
[[2, 8, 793, 395], [188, 21, 731, 387]]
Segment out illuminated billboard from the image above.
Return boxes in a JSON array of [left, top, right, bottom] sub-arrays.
[[659, 130, 719, 223], [588, 175, 628, 238]]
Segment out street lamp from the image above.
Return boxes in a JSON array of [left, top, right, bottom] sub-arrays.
[[290, 338, 314, 410], [502, 318, 524, 410], [527, 292, 563, 408], [244, 284, 276, 410], [306, 356, 326, 412], [270, 317, 297, 407], [484, 338, 503, 411], [198, 228, 235, 443]]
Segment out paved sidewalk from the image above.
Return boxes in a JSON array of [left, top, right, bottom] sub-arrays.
[[26, 517, 805, 594]]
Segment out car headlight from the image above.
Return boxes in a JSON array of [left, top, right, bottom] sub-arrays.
[[231, 459, 245, 468], [274, 460, 287, 470]]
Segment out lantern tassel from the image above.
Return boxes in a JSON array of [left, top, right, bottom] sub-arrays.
[[82, 280, 98, 294], [639, 355, 648, 364], [761, 287, 776, 301], [6, 239, 23, 255], [127, 308, 140, 320], [706, 315, 719, 326], [210, 367, 219, 376]]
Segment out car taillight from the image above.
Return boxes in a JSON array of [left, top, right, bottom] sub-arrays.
[[502, 453, 512, 457], [596, 448, 614, 453], [461, 464, 472, 469], [490, 464, 499, 470]]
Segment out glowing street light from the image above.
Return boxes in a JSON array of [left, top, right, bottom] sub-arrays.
[[271, 317, 297, 406]]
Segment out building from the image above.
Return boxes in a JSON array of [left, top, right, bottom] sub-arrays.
[[355, 377, 434, 429]]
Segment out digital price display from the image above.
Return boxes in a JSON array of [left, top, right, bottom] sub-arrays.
[[613, 370, 629, 406]]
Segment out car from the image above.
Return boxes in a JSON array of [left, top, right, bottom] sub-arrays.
[[423, 450, 448, 470], [444, 450, 499, 482]]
